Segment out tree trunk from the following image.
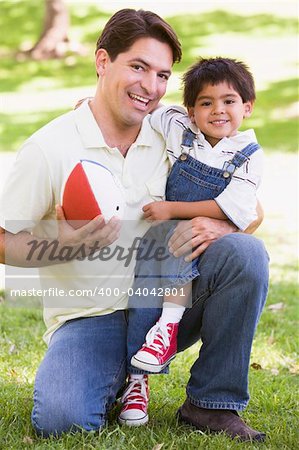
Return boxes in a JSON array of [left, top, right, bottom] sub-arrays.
[[26, 0, 70, 60]]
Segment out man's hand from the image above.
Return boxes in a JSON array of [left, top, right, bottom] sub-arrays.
[[56, 205, 121, 254], [168, 217, 237, 261], [143, 201, 173, 221]]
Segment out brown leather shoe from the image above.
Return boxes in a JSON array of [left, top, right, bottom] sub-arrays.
[[177, 398, 266, 442]]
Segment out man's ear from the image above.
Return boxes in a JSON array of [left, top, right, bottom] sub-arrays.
[[95, 49, 110, 76], [187, 107, 195, 123], [243, 101, 254, 118]]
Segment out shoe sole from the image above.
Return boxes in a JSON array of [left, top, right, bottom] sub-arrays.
[[118, 414, 149, 427], [131, 354, 176, 373]]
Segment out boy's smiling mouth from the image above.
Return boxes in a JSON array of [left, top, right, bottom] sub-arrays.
[[209, 119, 229, 125]]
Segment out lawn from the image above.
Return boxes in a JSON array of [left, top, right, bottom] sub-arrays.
[[0, 268, 298, 449], [0, 1, 298, 449]]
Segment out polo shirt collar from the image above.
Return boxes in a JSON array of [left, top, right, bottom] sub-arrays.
[[134, 115, 154, 148], [74, 100, 153, 150], [74, 99, 107, 149]]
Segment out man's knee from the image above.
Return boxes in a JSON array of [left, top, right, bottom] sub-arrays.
[[198, 233, 269, 294], [211, 233, 268, 270], [31, 397, 104, 437]]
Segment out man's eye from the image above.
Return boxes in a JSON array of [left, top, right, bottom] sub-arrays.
[[159, 74, 169, 81], [132, 65, 144, 71]]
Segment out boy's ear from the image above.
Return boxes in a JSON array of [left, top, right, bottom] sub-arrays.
[[187, 107, 195, 123], [95, 49, 110, 76], [243, 101, 254, 118]]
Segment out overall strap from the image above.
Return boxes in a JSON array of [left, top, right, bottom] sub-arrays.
[[230, 142, 260, 168], [179, 128, 197, 161], [222, 142, 260, 178]]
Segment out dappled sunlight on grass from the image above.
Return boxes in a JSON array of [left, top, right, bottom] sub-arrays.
[[246, 78, 298, 152], [0, 305, 45, 385], [1, 3, 297, 155], [0, 55, 97, 92], [0, 109, 67, 151], [252, 340, 298, 375]]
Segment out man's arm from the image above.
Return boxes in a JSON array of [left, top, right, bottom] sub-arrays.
[[0, 206, 121, 267], [168, 200, 263, 261]]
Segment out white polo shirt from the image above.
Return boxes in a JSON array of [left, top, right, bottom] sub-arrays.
[[150, 106, 264, 230], [0, 100, 169, 344]]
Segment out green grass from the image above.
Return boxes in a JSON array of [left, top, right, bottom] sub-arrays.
[[2, 3, 296, 91], [0, 253, 298, 450], [1, 205, 298, 449], [0, 109, 68, 152]]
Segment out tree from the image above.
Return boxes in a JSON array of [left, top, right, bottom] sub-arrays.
[[21, 0, 85, 60]]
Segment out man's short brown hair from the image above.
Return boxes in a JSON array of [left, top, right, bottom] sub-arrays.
[[96, 8, 182, 64], [183, 57, 256, 107]]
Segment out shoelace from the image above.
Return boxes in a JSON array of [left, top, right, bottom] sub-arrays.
[[143, 322, 171, 355], [121, 378, 148, 406]]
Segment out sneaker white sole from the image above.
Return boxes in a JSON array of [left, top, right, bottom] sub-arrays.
[[131, 354, 176, 373], [118, 414, 149, 426]]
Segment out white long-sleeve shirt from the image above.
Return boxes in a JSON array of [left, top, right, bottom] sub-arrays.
[[149, 105, 264, 231]]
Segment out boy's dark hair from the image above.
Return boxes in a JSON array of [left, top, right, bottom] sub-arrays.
[[96, 9, 182, 64], [183, 57, 256, 107]]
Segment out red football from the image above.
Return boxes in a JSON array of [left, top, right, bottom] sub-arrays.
[[62, 159, 125, 229]]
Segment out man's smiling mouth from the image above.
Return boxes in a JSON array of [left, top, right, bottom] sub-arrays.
[[128, 93, 151, 106]]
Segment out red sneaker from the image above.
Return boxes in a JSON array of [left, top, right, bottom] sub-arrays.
[[118, 375, 149, 426], [131, 321, 179, 373]]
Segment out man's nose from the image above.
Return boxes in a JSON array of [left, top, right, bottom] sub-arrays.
[[141, 72, 157, 96]]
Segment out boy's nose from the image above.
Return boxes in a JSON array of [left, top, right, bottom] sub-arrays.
[[212, 103, 225, 114]]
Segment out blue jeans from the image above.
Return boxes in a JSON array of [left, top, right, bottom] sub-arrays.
[[127, 233, 269, 409], [32, 233, 268, 436], [31, 311, 127, 437], [130, 222, 199, 295]]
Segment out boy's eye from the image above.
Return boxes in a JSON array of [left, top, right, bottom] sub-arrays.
[[225, 99, 235, 104], [201, 101, 211, 106]]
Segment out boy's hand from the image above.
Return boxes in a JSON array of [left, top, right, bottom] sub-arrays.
[[142, 201, 173, 221]]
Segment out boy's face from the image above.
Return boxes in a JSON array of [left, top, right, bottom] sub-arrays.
[[188, 82, 253, 147]]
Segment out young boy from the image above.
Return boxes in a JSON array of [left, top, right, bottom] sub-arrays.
[[119, 57, 264, 426]]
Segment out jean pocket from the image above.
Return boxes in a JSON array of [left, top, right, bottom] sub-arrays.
[[179, 168, 223, 193]]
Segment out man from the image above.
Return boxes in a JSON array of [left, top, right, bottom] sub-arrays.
[[0, 9, 268, 441]]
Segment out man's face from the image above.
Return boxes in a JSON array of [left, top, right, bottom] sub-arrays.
[[96, 37, 173, 129]]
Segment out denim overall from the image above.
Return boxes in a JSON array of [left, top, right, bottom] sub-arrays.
[[130, 130, 260, 308]]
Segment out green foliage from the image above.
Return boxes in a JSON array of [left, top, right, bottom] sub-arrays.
[[0, 2, 297, 153], [246, 78, 299, 153], [168, 11, 298, 72]]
